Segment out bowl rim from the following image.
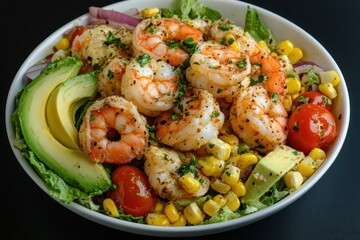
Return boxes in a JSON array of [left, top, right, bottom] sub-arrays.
[[5, 0, 350, 237]]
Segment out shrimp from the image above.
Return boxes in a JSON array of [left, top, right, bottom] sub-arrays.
[[154, 89, 225, 151], [132, 17, 203, 66], [143, 146, 210, 201], [121, 54, 181, 117], [185, 41, 251, 100], [229, 85, 288, 153], [71, 25, 132, 72], [208, 19, 264, 64], [79, 95, 149, 164], [259, 56, 286, 95], [97, 56, 130, 97]]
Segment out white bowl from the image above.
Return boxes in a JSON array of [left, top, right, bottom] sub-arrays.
[[5, 0, 350, 237]]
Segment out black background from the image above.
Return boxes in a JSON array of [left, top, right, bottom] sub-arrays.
[[1, 0, 359, 239]]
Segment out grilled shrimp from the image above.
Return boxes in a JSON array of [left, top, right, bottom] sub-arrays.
[[154, 89, 225, 151], [121, 53, 181, 117], [132, 17, 203, 66], [185, 41, 251, 99], [79, 96, 149, 164], [229, 85, 288, 153], [97, 56, 130, 97], [208, 18, 264, 63], [143, 146, 210, 201], [71, 25, 132, 72]]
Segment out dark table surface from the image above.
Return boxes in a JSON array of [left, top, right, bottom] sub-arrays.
[[2, 0, 359, 239]]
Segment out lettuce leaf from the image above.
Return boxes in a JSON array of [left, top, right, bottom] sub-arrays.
[[173, 0, 221, 21]]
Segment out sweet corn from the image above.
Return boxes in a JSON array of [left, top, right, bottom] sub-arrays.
[[178, 173, 201, 193], [237, 153, 258, 172], [212, 194, 227, 207], [282, 94, 293, 113], [319, 83, 337, 99], [145, 213, 170, 226], [319, 70, 340, 87], [164, 202, 180, 223], [198, 158, 216, 177], [154, 199, 166, 213], [171, 214, 187, 226], [225, 33, 239, 52], [237, 142, 251, 154], [285, 77, 302, 95], [276, 40, 294, 55], [288, 47, 303, 64], [228, 154, 241, 165], [211, 178, 231, 194], [258, 40, 270, 54], [55, 37, 70, 50], [284, 171, 303, 190], [224, 191, 241, 212], [308, 147, 326, 161], [221, 165, 241, 186], [103, 198, 119, 217], [206, 138, 232, 160], [203, 199, 221, 217], [141, 7, 160, 18], [219, 134, 239, 145], [183, 202, 204, 225], [297, 156, 316, 177], [231, 181, 246, 197]]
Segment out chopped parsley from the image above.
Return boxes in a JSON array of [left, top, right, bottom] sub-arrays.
[[136, 53, 151, 67], [107, 70, 114, 80], [104, 31, 126, 48], [177, 154, 199, 178], [236, 60, 247, 68]]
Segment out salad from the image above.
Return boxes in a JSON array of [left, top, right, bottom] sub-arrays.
[[11, 0, 340, 226]]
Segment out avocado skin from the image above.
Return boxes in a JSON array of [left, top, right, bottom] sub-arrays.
[[18, 57, 111, 194]]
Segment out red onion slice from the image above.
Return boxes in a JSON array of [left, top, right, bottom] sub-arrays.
[[25, 63, 48, 80], [293, 61, 325, 74], [89, 6, 142, 30]]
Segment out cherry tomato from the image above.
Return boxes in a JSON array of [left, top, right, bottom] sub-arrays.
[[68, 26, 88, 45], [106, 165, 157, 217], [293, 91, 332, 112], [287, 103, 336, 154]]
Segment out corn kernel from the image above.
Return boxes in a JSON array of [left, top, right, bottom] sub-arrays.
[[237, 153, 258, 173], [206, 138, 232, 160], [221, 165, 241, 186], [203, 199, 221, 217], [288, 47, 303, 64], [55, 37, 70, 50], [204, 156, 225, 178], [258, 40, 270, 54], [308, 147, 326, 161], [319, 83, 337, 99], [297, 156, 316, 177], [231, 181, 246, 197], [270, 52, 278, 57], [164, 202, 180, 223], [212, 194, 227, 207], [171, 214, 187, 226], [228, 154, 241, 165], [276, 40, 294, 55], [319, 70, 340, 87], [153, 199, 165, 213], [211, 178, 231, 194], [103, 198, 119, 217], [282, 94, 293, 113], [219, 134, 239, 145], [198, 158, 216, 177], [284, 171, 304, 189], [145, 213, 170, 226], [285, 77, 302, 95], [183, 202, 204, 225], [224, 191, 241, 211], [225, 34, 239, 52], [178, 173, 201, 193], [141, 7, 160, 18]]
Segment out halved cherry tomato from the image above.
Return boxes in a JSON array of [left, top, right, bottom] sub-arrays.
[[67, 26, 88, 46], [106, 165, 157, 217], [293, 91, 332, 112], [287, 103, 336, 154]]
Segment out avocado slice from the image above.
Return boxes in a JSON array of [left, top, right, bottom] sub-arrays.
[[18, 57, 111, 194], [46, 72, 97, 150], [241, 145, 304, 203]]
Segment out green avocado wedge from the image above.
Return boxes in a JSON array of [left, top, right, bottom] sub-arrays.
[[46, 71, 98, 150], [18, 57, 111, 194]]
